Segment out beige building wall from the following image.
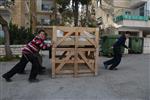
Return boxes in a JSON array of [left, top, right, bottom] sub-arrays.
[[113, 0, 130, 17], [113, 0, 130, 8], [92, 0, 114, 29], [12, 0, 30, 28]]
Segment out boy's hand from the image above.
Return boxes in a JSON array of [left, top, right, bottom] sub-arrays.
[[47, 43, 51, 47], [128, 48, 131, 50]]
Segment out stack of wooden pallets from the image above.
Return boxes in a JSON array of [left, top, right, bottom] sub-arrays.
[[51, 26, 99, 78]]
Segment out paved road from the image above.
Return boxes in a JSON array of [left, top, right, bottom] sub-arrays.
[[0, 54, 149, 100]]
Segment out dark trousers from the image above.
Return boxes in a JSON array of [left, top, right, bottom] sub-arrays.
[[3, 53, 40, 80], [18, 53, 42, 73], [104, 48, 122, 70]]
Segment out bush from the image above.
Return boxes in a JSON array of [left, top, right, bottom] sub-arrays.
[[0, 37, 4, 44], [9, 22, 34, 44], [0, 55, 20, 61]]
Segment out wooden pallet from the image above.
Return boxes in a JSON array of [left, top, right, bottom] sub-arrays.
[[51, 26, 99, 78]]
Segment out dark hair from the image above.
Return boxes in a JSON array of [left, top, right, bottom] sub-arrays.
[[126, 31, 131, 34], [38, 29, 47, 36]]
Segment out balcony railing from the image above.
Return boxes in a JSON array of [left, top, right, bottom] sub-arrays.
[[115, 15, 149, 22]]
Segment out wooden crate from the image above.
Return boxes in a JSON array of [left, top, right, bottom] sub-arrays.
[[51, 26, 99, 78]]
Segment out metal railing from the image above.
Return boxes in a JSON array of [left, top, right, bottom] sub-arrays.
[[115, 15, 149, 22]]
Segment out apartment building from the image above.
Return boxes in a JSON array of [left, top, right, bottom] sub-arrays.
[[11, 0, 30, 27], [30, 0, 55, 33], [92, 0, 150, 37], [92, 0, 115, 30], [0, 0, 12, 37], [0, 0, 30, 37], [114, 0, 150, 37]]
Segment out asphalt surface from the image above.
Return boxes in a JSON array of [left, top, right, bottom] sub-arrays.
[[0, 53, 149, 100]]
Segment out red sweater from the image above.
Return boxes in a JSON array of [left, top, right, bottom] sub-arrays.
[[22, 36, 48, 54]]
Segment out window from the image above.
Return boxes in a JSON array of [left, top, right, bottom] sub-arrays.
[[125, 11, 131, 15], [42, 4, 51, 11], [139, 6, 144, 16]]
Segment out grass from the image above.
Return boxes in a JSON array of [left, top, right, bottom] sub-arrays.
[[0, 55, 21, 61]]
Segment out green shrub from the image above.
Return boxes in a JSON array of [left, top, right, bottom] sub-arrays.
[[0, 37, 4, 45], [0, 55, 21, 61], [9, 22, 34, 44]]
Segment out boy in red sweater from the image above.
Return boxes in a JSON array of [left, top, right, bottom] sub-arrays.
[[2, 30, 50, 83]]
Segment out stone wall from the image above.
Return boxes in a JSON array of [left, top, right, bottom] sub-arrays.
[[0, 45, 25, 56]]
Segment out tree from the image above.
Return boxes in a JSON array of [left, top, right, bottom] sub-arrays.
[[0, 0, 14, 56], [80, 0, 92, 18], [0, 14, 12, 57], [55, 0, 92, 26]]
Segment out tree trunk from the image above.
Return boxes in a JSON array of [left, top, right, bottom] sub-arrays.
[[86, 4, 89, 23], [73, 0, 79, 26], [0, 15, 12, 56]]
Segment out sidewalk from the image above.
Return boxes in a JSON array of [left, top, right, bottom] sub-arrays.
[[0, 54, 149, 100]]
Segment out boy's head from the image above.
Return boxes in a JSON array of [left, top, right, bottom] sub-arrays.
[[123, 31, 131, 38], [124, 31, 130, 38], [38, 30, 47, 39]]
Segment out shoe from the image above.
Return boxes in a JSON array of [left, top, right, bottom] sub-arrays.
[[41, 66, 46, 70], [103, 62, 108, 69], [113, 68, 118, 70], [2, 74, 12, 82], [28, 79, 39, 83], [17, 71, 26, 74], [109, 68, 118, 70]]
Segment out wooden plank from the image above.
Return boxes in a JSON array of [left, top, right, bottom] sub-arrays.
[[94, 28, 99, 75], [57, 70, 74, 74], [78, 52, 95, 72], [56, 31, 75, 46], [56, 48, 74, 51], [82, 32, 96, 47], [56, 26, 76, 32], [57, 41, 94, 46], [74, 31, 78, 77], [51, 27, 57, 78], [55, 52, 73, 73], [78, 48, 96, 51], [78, 70, 93, 73], [76, 27, 96, 33], [55, 59, 95, 64]]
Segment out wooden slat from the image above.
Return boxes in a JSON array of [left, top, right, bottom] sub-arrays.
[[56, 48, 75, 51], [74, 32, 78, 77], [94, 28, 99, 75], [57, 70, 74, 74], [56, 31, 75, 47], [55, 60, 95, 64], [55, 52, 73, 73], [78, 52, 95, 72]]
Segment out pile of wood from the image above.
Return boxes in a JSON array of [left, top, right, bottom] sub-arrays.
[[51, 26, 99, 78]]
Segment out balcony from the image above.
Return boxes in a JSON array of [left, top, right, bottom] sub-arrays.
[[115, 15, 150, 29], [115, 15, 149, 22], [129, 0, 147, 8]]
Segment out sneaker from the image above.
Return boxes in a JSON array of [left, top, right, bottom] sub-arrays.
[[28, 79, 39, 83], [109, 68, 118, 70], [103, 62, 108, 69], [113, 68, 118, 70], [2, 74, 12, 82], [41, 66, 46, 70]]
